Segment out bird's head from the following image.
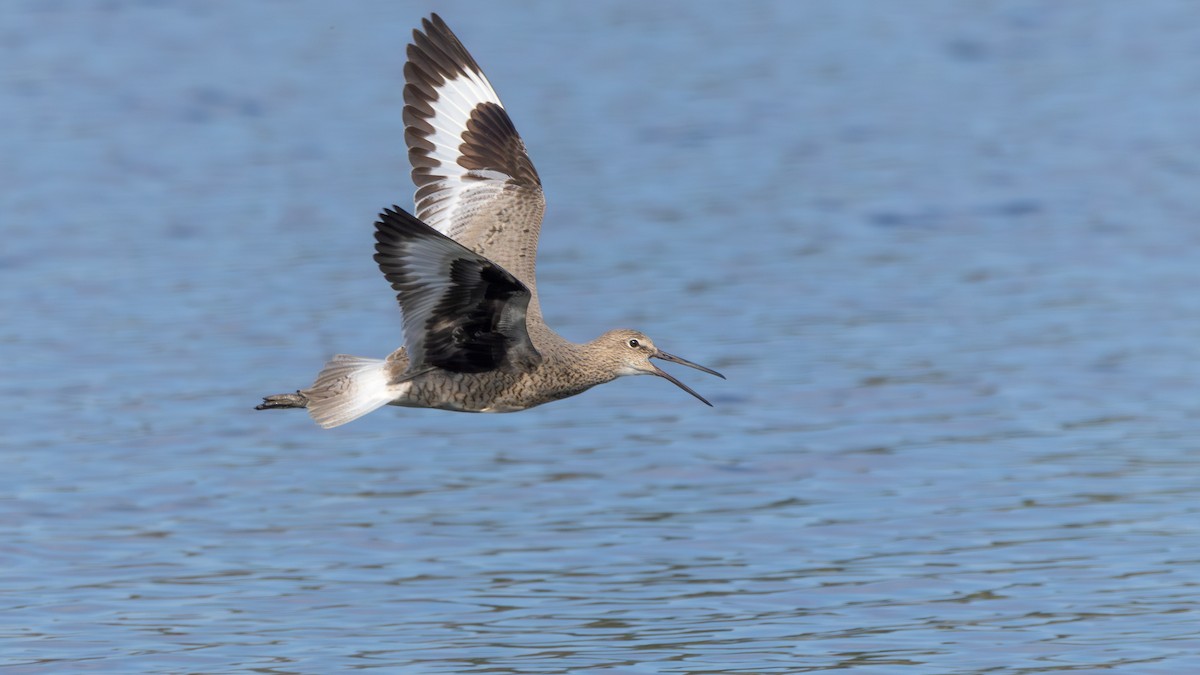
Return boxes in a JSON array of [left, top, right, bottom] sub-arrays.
[[595, 329, 725, 406]]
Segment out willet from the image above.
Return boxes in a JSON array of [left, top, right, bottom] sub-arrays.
[[257, 14, 724, 428]]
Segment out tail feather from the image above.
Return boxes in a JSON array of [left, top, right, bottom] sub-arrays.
[[304, 355, 398, 429]]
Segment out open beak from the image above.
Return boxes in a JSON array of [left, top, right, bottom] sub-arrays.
[[651, 350, 726, 407]]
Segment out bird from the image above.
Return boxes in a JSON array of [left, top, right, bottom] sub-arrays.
[[256, 13, 724, 428]]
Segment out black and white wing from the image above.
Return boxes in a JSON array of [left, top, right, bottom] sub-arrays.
[[403, 14, 546, 299], [374, 206, 542, 374]]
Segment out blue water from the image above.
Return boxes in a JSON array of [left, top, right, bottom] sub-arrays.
[[5, 1, 1200, 672]]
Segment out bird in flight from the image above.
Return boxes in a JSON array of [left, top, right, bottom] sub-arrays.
[[257, 14, 724, 428]]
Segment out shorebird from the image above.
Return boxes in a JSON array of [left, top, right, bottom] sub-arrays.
[[257, 13, 723, 428]]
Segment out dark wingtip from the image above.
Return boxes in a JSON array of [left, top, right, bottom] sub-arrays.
[[374, 205, 431, 243]]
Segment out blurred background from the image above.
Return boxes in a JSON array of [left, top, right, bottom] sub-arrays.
[[4, 1, 1200, 672]]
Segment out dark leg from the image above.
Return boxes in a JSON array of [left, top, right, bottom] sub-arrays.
[[256, 391, 310, 410]]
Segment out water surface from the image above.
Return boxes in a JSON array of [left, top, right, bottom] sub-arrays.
[[4, 1, 1200, 672]]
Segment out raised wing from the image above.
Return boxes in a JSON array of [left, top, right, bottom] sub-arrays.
[[374, 206, 542, 374], [403, 14, 546, 310]]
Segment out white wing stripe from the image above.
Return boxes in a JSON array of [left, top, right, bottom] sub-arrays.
[[412, 69, 506, 239], [403, 14, 547, 307]]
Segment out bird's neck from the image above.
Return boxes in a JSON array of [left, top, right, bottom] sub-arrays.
[[554, 336, 622, 388]]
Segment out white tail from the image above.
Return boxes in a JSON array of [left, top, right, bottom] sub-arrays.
[[304, 355, 400, 429]]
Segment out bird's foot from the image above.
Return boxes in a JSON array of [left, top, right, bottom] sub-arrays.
[[255, 391, 309, 410]]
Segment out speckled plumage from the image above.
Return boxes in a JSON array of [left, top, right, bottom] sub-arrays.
[[257, 14, 723, 428], [376, 331, 605, 413]]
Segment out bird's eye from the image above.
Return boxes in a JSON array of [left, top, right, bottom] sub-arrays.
[[628, 338, 640, 348]]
